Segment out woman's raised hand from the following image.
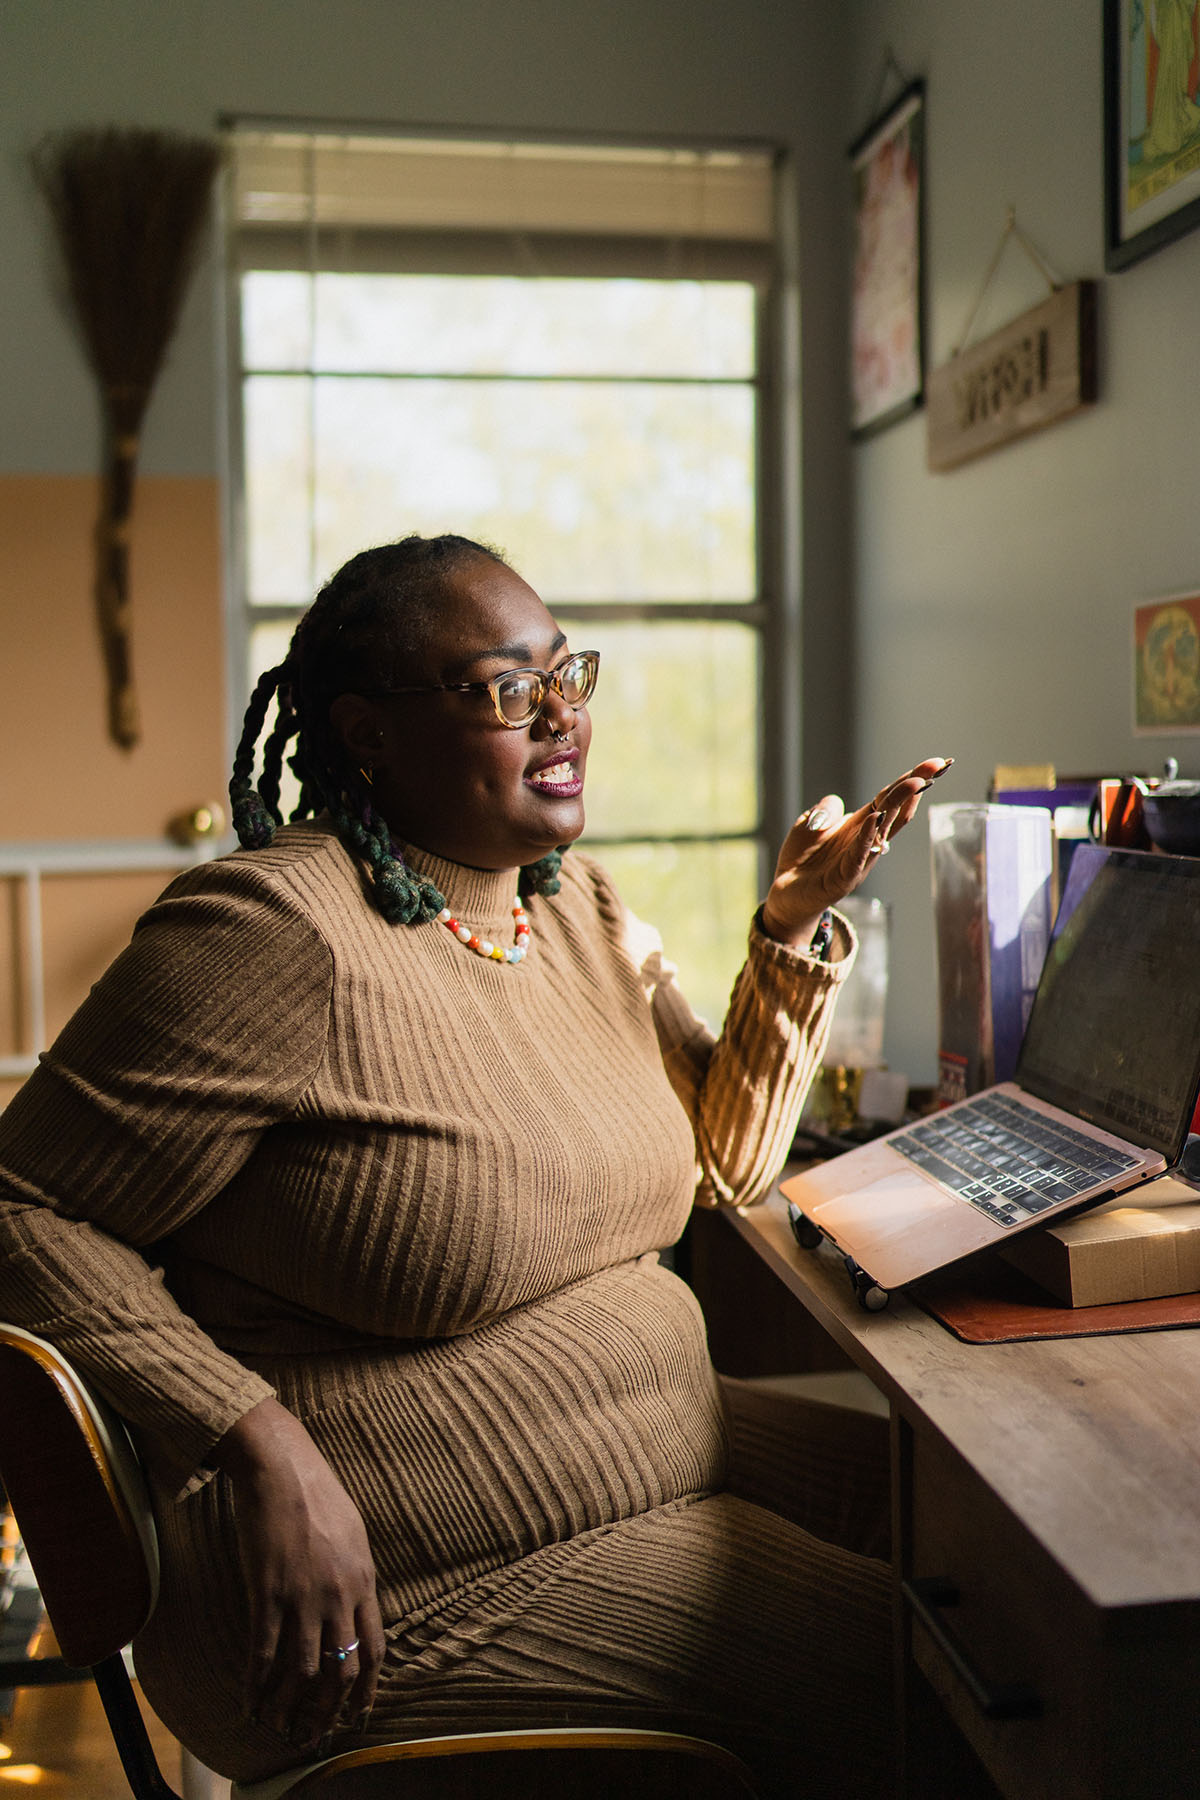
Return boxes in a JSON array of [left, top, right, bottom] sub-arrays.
[[212, 1397, 386, 1754], [761, 756, 953, 949]]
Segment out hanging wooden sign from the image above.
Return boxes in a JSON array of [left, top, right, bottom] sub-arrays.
[[926, 280, 1097, 472]]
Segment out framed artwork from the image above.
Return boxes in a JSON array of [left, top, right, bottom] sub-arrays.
[[850, 79, 925, 438], [1105, 0, 1200, 272], [1134, 590, 1200, 731]]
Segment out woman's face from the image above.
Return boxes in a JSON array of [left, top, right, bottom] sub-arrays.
[[335, 556, 593, 871]]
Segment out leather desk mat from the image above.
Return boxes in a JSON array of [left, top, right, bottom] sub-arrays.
[[912, 1254, 1200, 1343]]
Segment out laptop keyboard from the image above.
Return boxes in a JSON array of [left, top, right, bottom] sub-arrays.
[[893, 1092, 1140, 1227]]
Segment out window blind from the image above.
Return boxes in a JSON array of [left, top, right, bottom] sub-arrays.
[[227, 128, 777, 280]]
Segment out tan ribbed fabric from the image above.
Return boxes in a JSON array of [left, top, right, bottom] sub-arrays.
[[0, 823, 890, 1796]]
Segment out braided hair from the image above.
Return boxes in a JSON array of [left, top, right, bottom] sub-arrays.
[[229, 535, 564, 923]]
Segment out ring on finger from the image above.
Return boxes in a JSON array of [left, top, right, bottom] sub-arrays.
[[320, 1638, 360, 1665]]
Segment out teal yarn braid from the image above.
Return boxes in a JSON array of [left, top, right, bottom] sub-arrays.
[[332, 799, 446, 925], [230, 779, 276, 850], [519, 850, 564, 899], [230, 663, 286, 849], [258, 704, 300, 826]]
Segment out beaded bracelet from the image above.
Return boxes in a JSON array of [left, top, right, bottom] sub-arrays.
[[809, 908, 834, 961]]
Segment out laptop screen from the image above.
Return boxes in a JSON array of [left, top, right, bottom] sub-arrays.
[[1015, 844, 1200, 1160]]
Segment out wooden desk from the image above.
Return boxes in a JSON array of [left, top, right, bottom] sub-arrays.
[[694, 1193, 1200, 1800]]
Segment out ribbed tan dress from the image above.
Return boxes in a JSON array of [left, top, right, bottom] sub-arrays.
[[0, 824, 892, 1796]]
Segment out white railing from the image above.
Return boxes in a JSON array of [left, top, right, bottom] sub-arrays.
[[0, 840, 220, 1080]]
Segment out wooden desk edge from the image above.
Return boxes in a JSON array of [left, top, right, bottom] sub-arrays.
[[719, 1186, 1200, 1611]]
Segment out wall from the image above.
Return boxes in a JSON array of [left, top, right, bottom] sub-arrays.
[[848, 0, 1200, 1084], [0, 477, 226, 838]]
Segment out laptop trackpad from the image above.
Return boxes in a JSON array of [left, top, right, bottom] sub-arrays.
[[814, 1166, 955, 1234]]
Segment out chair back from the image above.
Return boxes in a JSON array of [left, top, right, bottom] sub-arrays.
[[241, 1729, 762, 1798], [0, 1323, 159, 1668]]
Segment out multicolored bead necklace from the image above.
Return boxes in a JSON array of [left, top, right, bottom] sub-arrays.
[[438, 898, 531, 964]]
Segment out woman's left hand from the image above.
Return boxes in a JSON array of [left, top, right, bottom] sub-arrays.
[[761, 756, 953, 949]]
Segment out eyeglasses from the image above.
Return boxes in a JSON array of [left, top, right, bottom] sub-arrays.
[[364, 649, 600, 729]]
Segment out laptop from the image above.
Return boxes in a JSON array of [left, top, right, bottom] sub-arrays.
[[781, 843, 1200, 1294]]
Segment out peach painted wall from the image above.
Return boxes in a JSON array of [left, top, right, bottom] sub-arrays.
[[0, 473, 227, 840], [0, 472, 226, 1106]]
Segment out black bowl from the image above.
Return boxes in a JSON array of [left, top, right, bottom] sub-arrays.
[[1141, 788, 1200, 856]]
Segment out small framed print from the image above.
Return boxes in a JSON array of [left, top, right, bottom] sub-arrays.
[[1134, 590, 1200, 732], [850, 79, 925, 438]]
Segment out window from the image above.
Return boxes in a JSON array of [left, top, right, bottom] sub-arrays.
[[226, 130, 791, 1025]]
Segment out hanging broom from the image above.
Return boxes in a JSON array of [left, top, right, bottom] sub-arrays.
[[30, 127, 222, 749]]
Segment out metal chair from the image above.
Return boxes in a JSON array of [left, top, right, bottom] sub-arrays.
[[0, 1323, 760, 1799]]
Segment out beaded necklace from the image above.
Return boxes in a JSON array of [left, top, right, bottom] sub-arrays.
[[438, 898, 531, 964]]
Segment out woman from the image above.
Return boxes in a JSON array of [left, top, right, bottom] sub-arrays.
[[0, 535, 947, 1796]]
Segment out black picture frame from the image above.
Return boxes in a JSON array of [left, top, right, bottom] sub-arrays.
[[849, 78, 925, 439], [1105, 0, 1200, 272]]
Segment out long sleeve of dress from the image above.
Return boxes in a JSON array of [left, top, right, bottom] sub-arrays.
[[624, 905, 857, 1209], [0, 865, 333, 1483]]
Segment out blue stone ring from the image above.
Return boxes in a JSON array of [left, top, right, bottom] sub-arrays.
[[321, 1638, 360, 1664]]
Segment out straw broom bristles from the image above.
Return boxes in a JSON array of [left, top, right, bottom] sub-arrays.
[[30, 127, 222, 749]]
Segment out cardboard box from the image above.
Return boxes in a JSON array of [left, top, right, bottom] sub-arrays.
[[929, 804, 1055, 1105], [1002, 1177, 1200, 1307]]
